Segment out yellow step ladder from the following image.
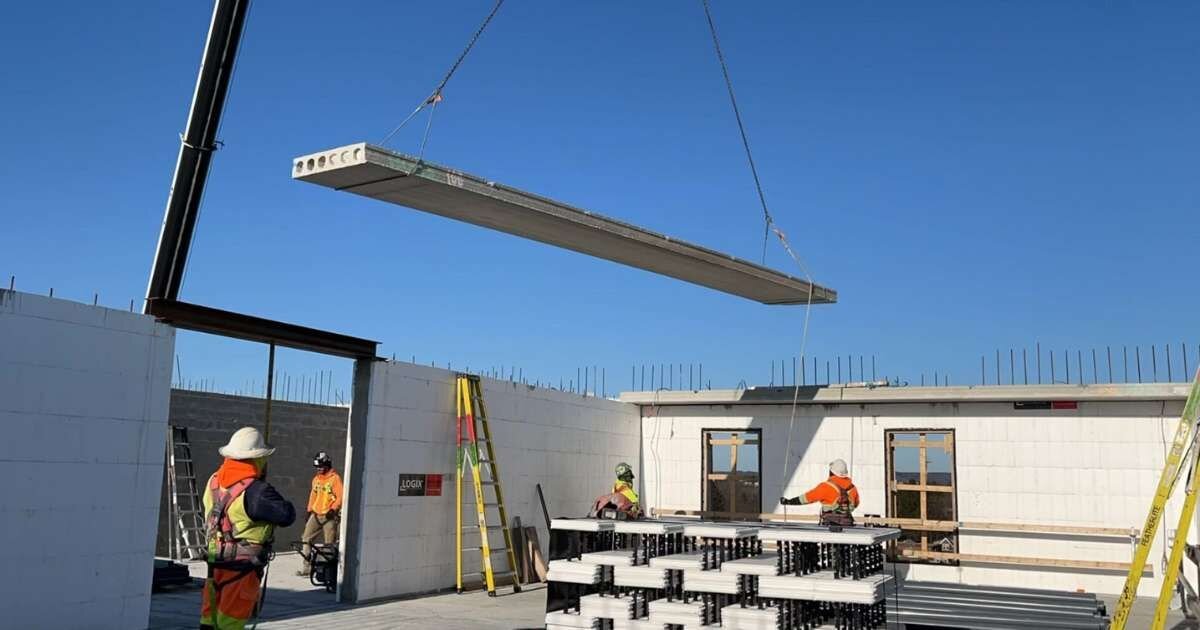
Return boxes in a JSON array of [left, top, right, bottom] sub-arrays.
[[1111, 367, 1200, 629], [455, 374, 522, 596]]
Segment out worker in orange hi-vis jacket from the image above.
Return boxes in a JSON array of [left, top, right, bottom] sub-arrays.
[[298, 451, 343, 576], [780, 458, 860, 526]]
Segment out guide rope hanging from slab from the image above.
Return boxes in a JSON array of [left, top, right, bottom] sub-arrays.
[[698, 0, 820, 522]]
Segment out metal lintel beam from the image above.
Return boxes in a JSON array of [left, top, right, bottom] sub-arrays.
[[146, 298, 378, 359], [292, 143, 837, 306]]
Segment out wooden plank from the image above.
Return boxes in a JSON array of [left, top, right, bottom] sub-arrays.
[[526, 526, 548, 582], [649, 508, 1135, 536], [901, 549, 1152, 573], [895, 483, 954, 493], [708, 438, 759, 446]]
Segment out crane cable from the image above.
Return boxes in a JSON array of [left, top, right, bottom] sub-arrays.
[[378, 0, 506, 152], [699, 0, 819, 520]]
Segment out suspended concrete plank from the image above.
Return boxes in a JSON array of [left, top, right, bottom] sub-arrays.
[[292, 143, 836, 305]]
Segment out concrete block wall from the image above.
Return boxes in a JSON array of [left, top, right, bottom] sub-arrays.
[[0, 290, 175, 629], [641, 396, 1188, 596], [158, 391, 349, 556], [350, 361, 641, 602]]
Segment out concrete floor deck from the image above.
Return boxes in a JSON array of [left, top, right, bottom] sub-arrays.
[[149, 553, 547, 629], [151, 553, 1194, 629]]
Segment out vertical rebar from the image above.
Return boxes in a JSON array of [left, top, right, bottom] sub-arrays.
[[691, 364, 695, 390], [825, 361, 830, 384], [1185, 343, 1191, 379], [980, 356, 985, 385], [1107, 346, 1113, 383], [699, 364, 703, 390], [1036, 343, 1042, 384], [837, 357, 842, 383], [1123, 346, 1129, 383], [1151, 346, 1158, 382], [921, 374, 926, 386], [1049, 351, 1055, 383], [770, 362, 775, 386], [872, 355, 876, 381], [1166, 344, 1172, 382], [1010, 349, 1015, 385], [995, 349, 1001, 385], [1136, 346, 1143, 383], [1064, 350, 1070, 384], [602, 368, 606, 397], [859, 356, 864, 383], [792, 357, 797, 387], [1022, 348, 1028, 385]]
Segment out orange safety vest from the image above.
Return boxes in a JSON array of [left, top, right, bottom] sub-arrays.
[[804, 475, 860, 513], [307, 470, 343, 515]]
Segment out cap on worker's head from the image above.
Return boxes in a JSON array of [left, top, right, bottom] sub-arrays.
[[829, 458, 849, 477], [314, 451, 332, 468], [218, 426, 276, 460], [615, 462, 634, 479]]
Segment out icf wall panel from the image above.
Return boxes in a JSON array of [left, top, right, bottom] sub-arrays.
[[642, 398, 1185, 596], [350, 361, 640, 602], [0, 290, 175, 630]]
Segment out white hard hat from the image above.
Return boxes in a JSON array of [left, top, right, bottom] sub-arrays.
[[829, 458, 849, 477], [218, 426, 276, 460]]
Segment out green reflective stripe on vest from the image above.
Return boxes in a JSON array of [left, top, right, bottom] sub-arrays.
[[202, 475, 275, 545]]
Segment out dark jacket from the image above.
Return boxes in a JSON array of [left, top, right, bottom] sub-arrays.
[[243, 479, 297, 527]]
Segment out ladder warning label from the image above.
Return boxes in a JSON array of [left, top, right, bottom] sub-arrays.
[[398, 473, 443, 497]]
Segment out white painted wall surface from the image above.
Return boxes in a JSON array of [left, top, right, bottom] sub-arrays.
[[350, 361, 641, 602], [0, 291, 175, 629], [641, 396, 1187, 596]]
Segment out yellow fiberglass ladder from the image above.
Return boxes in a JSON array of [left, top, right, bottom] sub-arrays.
[[1111, 366, 1200, 630], [454, 374, 522, 596]]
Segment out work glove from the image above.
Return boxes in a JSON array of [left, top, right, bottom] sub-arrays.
[[780, 496, 802, 506]]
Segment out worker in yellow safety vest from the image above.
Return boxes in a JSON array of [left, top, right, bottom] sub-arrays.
[[613, 462, 640, 506], [201, 427, 296, 630]]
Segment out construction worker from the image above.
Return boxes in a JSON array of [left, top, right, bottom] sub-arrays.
[[613, 462, 639, 507], [298, 450, 343, 576], [588, 462, 642, 519], [780, 458, 860, 526], [202, 427, 295, 630]]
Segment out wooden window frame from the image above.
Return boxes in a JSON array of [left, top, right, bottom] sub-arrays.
[[885, 429, 959, 564], [701, 429, 762, 521]]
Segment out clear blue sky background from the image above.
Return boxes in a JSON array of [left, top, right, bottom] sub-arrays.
[[2, 1, 1197, 399]]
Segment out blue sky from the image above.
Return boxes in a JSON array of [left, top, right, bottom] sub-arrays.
[[2, 2, 1197, 398]]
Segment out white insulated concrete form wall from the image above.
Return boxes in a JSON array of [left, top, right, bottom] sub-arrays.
[[348, 361, 641, 602], [0, 291, 175, 629], [640, 395, 1188, 597]]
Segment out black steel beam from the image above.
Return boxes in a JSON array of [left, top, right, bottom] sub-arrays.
[[146, 299, 378, 359], [145, 0, 250, 307]]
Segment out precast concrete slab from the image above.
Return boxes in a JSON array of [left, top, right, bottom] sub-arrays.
[[293, 143, 837, 305]]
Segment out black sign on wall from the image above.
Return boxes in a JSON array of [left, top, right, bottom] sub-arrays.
[[398, 473, 443, 497]]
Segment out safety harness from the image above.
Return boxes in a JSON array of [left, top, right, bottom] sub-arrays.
[[205, 476, 269, 568], [819, 480, 857, 527]]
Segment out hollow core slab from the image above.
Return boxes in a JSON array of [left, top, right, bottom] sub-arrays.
[[293, 143, 836, 305]]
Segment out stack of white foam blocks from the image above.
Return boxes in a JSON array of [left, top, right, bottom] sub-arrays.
[[545, 518, 900, 630]]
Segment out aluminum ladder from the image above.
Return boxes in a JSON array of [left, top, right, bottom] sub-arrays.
[[167, 425, 208, 561], [454, 374, 521, 596]]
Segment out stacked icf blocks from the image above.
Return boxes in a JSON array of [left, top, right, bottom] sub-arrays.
[[546, 518, 901, 630]]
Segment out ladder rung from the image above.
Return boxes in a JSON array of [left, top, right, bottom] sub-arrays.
[[483, 570, 515, 578], [462, 547, 507, 553]]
